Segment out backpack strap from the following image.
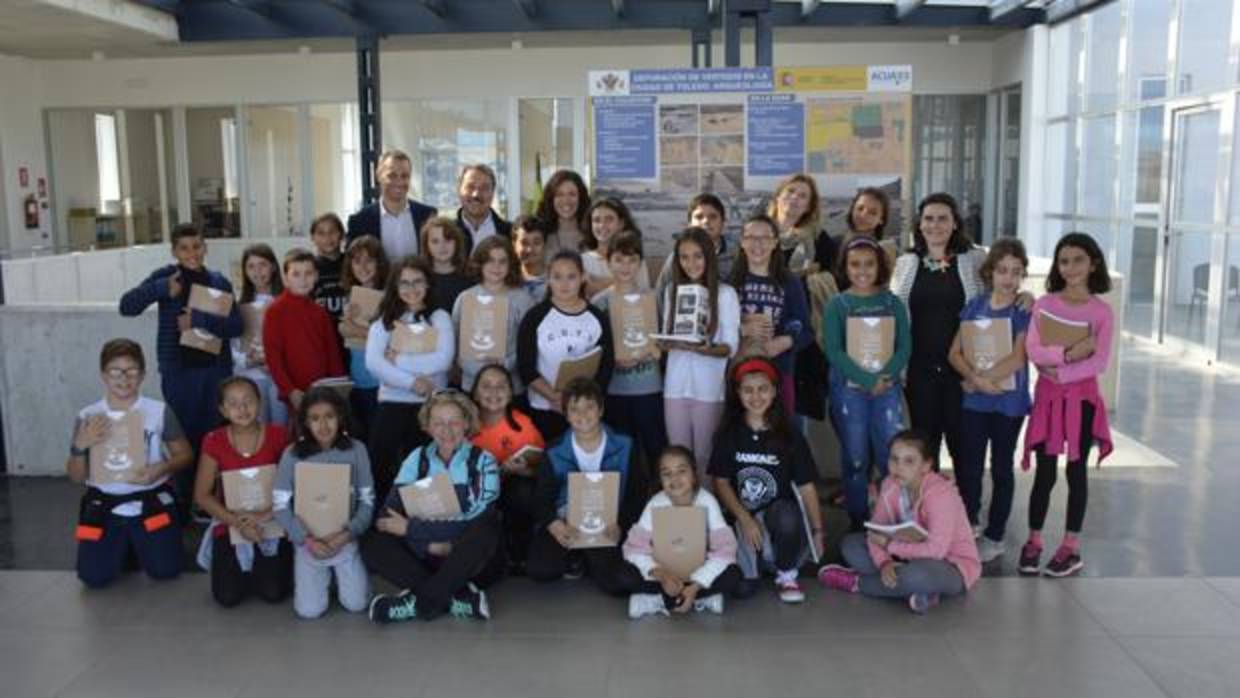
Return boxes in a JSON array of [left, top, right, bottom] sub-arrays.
[[418, 447, 431, 481]]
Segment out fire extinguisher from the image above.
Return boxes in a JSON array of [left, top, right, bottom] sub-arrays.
[[24, 194, 39, 229]]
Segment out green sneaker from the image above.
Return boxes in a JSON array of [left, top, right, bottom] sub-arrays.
[[369, 590, 418, 624], [449, 583, 490, 620]]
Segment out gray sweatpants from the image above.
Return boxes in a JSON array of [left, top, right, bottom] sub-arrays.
[[293, 542, 371, 619], [839, 532, 965, 599]]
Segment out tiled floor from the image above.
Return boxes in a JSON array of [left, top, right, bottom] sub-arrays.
[[1, 570, 1239, 698], [2, 338, 1237, 696]]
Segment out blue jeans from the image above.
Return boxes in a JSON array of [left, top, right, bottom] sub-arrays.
[[829, 370, 905, 523], [77, 512, 182, 588], [839, 532, 965, 599], [958, 409, 1024, 541]]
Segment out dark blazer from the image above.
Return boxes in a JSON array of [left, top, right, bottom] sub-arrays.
[[345, 198, 438, 250], [455, 207, 512, 256]]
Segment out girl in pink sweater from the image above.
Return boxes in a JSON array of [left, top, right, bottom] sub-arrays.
[[1019, 232, 1114, 578], [818, 430, 980, 614]]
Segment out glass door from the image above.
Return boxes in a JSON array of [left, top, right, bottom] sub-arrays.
[[1159, 101, 1228, 354]]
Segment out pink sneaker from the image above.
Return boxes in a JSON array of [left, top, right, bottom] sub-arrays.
[[777, 578, 805, 604], [817, 564, 860, 593]]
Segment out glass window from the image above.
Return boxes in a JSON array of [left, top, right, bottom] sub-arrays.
[[997, 89, 1021, 239], [1083, 1, 1122, 112], [1120, 225, 1160, 339], [309, 103, 362, 222], [520, 98, 574, 215], [1043, 120, 1076, 215], [1119, 106, 1165, 220], [187, 106, 241, 238], [1176, 0, 1235, 96], [1128, 0, 1170, 104], [1231, 99, 1240, 225], [94, 114, 120, 206], [1170, 108, 1221, 226], [382, 99, 510, 215], [246, 105, 304, 237], [1222, 237, 1240, 361], [912, 95, 987, 219], [1080, 115, 1117, 218], [1047, 21, 1079, 117], [1166, 229, 1215, 345]]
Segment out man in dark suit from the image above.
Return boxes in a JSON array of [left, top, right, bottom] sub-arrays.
[[346, 149, 437, 261], [455, 163, 512, 256]]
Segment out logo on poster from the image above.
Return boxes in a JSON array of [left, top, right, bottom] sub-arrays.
[[589, 70, 631, 96], [867, 65, 913, 92]]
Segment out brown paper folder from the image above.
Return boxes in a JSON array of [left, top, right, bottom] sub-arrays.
[[398, 472, 462, 520], [846, 316, 894, 372], [610, 292, 659, 363], [553, 346, 603, 391], [239, 303, 266, 352], [179, 284, 235, 355], [188, 283, 234, 317], [88, 410, 146, 485], [294, 462, 351, 539], [459, 292, 509, 363], [344, 287, 384, 349], [390, 321, 439, 354], [567, 471, 620, 548], [311, 376, 354, 398], [652, 506, 707, 580], [961, 317, 1016, 391], [1037, 309, 1090, 348], [221, 465, 285, 544]]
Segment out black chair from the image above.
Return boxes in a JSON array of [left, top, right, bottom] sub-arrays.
[[1186, 264, 1240, 331]]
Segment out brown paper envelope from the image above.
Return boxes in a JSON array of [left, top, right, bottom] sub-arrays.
[[390, 321, 440, 354], [344, 287, 384, 349], [846, 316, 894, 372], [221, 465, 285, 544], [240, 303, 265, 350], [459, 292, 509, 363], [962, 317, 1016, 391], [1037, 309, 1090, 348], [179, 327, 223, 355], [88, 410, 147, 485], [567, 471, 620, 548], [311, 376, 354, 398], [553, 346, 603, 391], [610, 292, 659, 363], [652, 506, 707, 580], [188, 283, 234, 317], [398, 472, 462, 521], [294, 462, 351, 539]]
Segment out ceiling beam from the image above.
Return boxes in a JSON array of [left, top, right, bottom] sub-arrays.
[[419, 0, 448, 19], [611, 0, 625, 17], [224, 0, 274, 18], [1044, 0, 1113, 24], [801, 0, 820, 18]]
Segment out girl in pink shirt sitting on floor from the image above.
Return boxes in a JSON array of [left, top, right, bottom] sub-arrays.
[[1018, 232, 1114, 578], [818, 430, 980, 614]]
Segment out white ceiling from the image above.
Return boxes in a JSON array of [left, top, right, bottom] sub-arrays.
[[0, 0, 1015, 61]]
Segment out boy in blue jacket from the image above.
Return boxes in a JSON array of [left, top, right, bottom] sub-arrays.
[[526, 378, 648, 597], [119, 224, 241, 501]]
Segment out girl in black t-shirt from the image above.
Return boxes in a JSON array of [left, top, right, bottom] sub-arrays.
[[709, 357, 825, 604]]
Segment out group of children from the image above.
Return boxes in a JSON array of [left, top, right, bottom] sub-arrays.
[[70, 172, 1115, 621]]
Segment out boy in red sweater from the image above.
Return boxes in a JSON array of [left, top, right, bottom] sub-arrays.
[[263, 249, 346, 412]]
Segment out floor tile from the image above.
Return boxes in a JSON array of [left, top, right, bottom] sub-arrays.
[[948, 635, 1170, 698], [1118, 637, 1240, 698], [0, 628, 107, 698], [1062, 578, 1240, 637]]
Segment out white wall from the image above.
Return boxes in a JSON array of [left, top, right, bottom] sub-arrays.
[[0, 55, 53, 254]]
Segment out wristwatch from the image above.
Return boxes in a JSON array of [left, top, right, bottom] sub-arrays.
[[70, 444, 88, 457]]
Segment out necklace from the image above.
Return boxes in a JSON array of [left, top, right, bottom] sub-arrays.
[[228, 425, 262, 458], [922, 254, 955, 273]]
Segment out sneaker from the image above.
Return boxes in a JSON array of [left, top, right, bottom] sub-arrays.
[[817, 564, 860, 593], [1043, 548, 1084, 578], [777, 579, 805, 604], [369, 590, 417, 624], [693, 594, 724, 615], [908, 592, 941, 614], [628, 593, 669, 619], [1018, 542, 1042, 576], [449, 583, 490, 620], [564, 554, 586, 580], [977, 537, 1007, 563]]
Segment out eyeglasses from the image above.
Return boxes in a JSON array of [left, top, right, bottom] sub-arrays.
[[104, 368, 143, 380], [398, 279, 428, 290]]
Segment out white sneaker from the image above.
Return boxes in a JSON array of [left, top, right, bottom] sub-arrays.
[[628, 593, 669, 619], [776, 579, 805, 604], [693, 594, 724, 615], [977, 537, 1007, 563]]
